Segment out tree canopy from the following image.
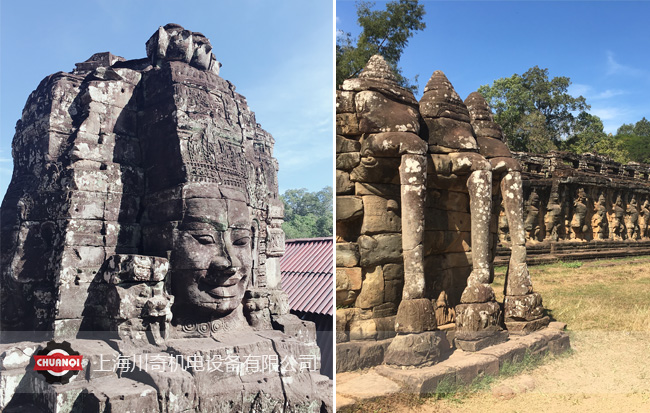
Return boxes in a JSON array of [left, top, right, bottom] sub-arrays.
[[477, 66, 589, 152], [281, 187, 333, 239], [614, 117, 650, 163], [336, 0, 426, 92]]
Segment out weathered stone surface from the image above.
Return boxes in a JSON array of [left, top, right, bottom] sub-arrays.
[[421, 117, 478, 151], [336, 170, 355, 194], [361, 132, 427, 157], [336, 268, 361, 307], [337, 135, 361, 157], [355, 266, 385, 309], [0, 23, 330, 412], [505, 315, 550, 335], [336, 308, 352, 343], [335, 54, 554, 372], [336, 195, 363, 221], [358, 233, 403, 267], [355, 182, 401, 197], [336, 339, 392, 372], [504, 292, 545, 321], [384, 279, 404, 304], [336, 113, 359, 135], [337, 152, 361, 171], [356, 91, 420, 134], [349, 319, 377, 341], [350, 156, 401, 184], [384, 331, 451, 367], [374, 315, 397, 340], [102, 254, 169, 283], [465, 92, 504, 139], [382, 263, 404, 281], [460, 283, 496, 304], [455, 301, 502, 338], [455, 330, 509, 352], [394, 298, 436, 333], [336, 91, 356, 113], [361, 195, 401, 234], [336, 242, 359, 267], [476, 136, 511, 158], [420, 71, 471, 122]]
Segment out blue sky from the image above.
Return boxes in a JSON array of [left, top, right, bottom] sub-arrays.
[[337, 0, 650, 135], [0, 0, 333, 197]]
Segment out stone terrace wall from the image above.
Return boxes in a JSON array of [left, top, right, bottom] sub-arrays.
[[507, 151, 650, 246]]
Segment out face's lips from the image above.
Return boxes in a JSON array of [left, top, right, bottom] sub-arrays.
[[197, 270, 244, 299]]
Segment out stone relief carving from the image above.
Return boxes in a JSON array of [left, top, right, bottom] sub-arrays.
[[502, 152, 650, 246]]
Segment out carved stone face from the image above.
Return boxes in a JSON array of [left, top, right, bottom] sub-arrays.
[[171, 196, 252, 318]]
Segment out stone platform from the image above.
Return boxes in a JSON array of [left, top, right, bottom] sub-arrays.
[[335, 323, 569, 410], [494, 240, 650, 266]]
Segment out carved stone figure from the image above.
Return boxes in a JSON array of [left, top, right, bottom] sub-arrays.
[[422, 77, 546, 348], [570, 188, 589, 241], [170, 188, 252, 331], [592, 192, 609, 240], [544, 189, 563, 242], [612, 195, 626, 241], [626, 197, 640, 240], [334, 55, 550, 371], [524, 190, 541, 242], [0, 24, 331, 412], [640, 199, 650, 239]]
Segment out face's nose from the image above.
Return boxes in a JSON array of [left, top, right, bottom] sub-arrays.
[[204, 231, 242, 278], [209, 254, 232, 272]]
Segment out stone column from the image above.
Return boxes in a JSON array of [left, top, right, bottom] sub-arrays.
[[502, 171, 548, 334], [393, 154, 435, 333], [455, 169, 508, 351]]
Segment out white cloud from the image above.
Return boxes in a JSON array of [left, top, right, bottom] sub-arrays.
[[592, 106, 625, 121], [569, 83, 627, 101], [593, 89, 627, 99], [606, 51, 645, 77]]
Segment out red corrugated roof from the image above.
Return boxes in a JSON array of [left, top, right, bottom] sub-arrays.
[[280, 237, 333, 316]]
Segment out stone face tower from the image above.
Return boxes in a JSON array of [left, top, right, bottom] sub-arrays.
[[1, 23, 285, 338], [0, 24, 330, 412]]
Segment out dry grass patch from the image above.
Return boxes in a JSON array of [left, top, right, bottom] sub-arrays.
[[494, 255, 650, 331]]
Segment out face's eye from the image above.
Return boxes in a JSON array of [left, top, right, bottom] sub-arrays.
[[231, 229, 251, 246], [192, 234, 215, 245]]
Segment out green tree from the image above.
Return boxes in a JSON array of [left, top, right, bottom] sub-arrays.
[[336, 0, 426, 92], [616, 117, 650, 163], [562, 112, 608, 154], [477, 66, 589, 152], [281, 187, 333, 239]]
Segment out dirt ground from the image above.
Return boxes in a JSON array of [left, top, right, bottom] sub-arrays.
[[397, 330, 650, 413]]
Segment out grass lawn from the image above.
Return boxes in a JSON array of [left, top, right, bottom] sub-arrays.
[[494, 255, 650, 331]]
